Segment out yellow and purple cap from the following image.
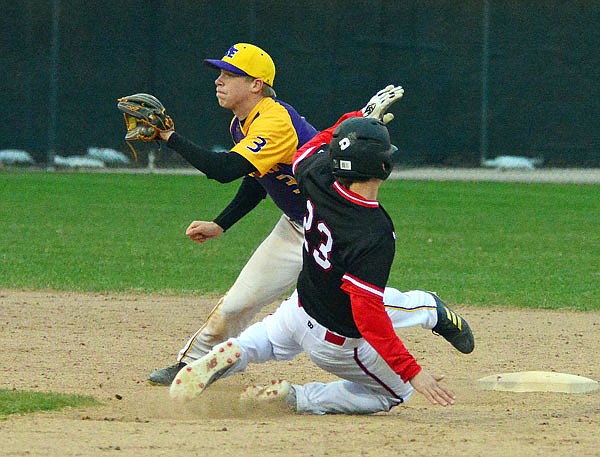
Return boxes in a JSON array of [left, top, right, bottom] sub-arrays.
[[204, 43, 276, 88]]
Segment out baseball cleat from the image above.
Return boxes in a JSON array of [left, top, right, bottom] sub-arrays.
[[240, 379, 291, 403], [148, 362, 187, 386], [430, 293, 475, 354], [169, 338, 242, 401]]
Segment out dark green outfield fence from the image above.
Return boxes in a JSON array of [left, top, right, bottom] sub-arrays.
[[2, 1, 599, 167]]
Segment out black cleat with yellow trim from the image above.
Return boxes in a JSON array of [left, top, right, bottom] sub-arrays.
[[430, 293, 475, 354]]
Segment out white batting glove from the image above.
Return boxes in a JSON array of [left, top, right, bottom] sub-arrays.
[[361, 85, 404, 125]]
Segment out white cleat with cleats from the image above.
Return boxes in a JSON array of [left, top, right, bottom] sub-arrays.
[[169, 338, 242, 401], [240, 379, 291, 403]]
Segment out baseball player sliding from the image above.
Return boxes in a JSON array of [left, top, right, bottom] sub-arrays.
[[169, 108, 474, 414], [117, 43, 473, 386]]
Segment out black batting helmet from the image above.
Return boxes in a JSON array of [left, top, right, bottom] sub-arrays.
[[329, 117, 394, 181]]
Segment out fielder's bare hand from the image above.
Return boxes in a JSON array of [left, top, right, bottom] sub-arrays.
[[186, 221, 224, 244], [409, 370, 456, 407], [361, 84, 405, 125]]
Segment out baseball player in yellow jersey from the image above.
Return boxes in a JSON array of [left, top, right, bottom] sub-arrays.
[[148, 43, 318, 384]]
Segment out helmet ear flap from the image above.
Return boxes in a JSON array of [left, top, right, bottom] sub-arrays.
[[380, 144, 397, 179], [381, 160, 393, 179]]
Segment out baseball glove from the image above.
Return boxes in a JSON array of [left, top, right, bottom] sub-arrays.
[[116, 93, 174, 160]]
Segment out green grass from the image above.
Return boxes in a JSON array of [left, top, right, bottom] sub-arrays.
[[1, 170, 598, 310], [0, 389, 98, 417], [0, 171, 269, 294], [382, 180, 599, 310]]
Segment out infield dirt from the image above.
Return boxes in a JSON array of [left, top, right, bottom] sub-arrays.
[[1, 289, 599, 457]]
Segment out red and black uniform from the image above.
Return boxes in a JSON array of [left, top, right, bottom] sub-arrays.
[[292, 112, 421, 383]]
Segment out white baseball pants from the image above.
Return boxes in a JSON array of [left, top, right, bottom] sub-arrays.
[[227, 288, 439, 415], [178, 214, 304, 362]]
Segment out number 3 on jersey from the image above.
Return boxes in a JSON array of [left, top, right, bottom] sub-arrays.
[[303, 199, 333, 270]]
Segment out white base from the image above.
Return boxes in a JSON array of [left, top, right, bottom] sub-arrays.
[[476, 371, 599, 394]]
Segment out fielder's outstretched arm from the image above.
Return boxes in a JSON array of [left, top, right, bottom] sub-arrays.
[[212, 176, 267, 231], [166, 132, 257, 183]]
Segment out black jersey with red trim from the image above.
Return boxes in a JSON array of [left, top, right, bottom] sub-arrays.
[[295, 152, 396, 338]]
